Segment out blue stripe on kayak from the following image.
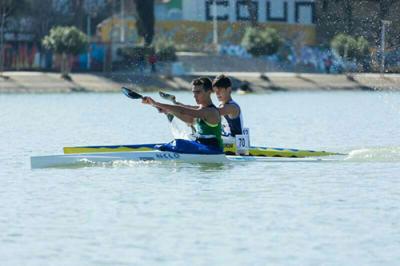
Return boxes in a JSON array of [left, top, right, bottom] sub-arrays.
[[76, 143, 163, 149]]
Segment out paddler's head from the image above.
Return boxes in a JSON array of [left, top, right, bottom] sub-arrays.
[[212, 74, 232, 103], [191, 77, 213, 105]]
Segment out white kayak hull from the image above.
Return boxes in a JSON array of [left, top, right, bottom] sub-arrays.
[[30, 150, 327, 169]]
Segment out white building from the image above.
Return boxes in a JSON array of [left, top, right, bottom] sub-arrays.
[[182, 0, 315, 25]]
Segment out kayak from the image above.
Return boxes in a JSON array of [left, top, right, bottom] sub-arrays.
[[31, 87, 343, 168], [61, 88, 341, 159], [63, 143, 341, 158], [31, 150, 330, 169]]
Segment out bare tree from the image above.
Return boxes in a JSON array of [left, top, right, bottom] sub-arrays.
[[343, 0, 353, 34], [28, 0, 62, 43], [375, 0, 398, 45], [72, 0, 86, 31]]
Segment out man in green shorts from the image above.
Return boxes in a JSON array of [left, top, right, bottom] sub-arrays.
[[142, 77, 223, 153]]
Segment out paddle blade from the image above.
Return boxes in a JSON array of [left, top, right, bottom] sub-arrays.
[[121, 87, 143, 99], [166, 114, 174, 122], [159, 91, 176, 102]]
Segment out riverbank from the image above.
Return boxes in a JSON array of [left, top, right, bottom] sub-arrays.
[[1, 71, 399, 93]]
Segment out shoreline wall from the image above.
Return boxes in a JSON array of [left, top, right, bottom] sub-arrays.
[[1, 72, 399, 93]]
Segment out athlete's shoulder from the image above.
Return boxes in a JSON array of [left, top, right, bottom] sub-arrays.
[[219, 102, 239, 118], [225, 100, 241, 112], [228, 99, 241, 107]]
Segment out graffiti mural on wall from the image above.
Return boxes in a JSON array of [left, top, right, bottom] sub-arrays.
[[2, 43, 108, 71], [97, 20, 316, 50], [2, 43, 52, 70]]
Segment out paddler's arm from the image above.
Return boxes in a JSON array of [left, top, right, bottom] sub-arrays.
[[143, 97, 215, 123], [218, 103, 240, 118], [142, 97, 195, 124], [169, 110, 194, 124], [159, 92, 198, 109], [165, 104, 219, 125], [173, 100, 198, 109]]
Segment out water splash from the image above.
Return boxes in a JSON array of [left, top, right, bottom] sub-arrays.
[[47, 159, 164, 169], [345, 146, 400, 162]]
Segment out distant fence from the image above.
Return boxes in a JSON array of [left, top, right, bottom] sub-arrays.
[[2, 42, 111, 71]]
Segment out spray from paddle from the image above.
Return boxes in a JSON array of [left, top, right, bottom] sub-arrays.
[[158, 90, 194, 140], [345, 146, 400, 162], [122, 87, 193, 140]]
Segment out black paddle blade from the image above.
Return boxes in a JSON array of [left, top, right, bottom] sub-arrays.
[[159, 91, 176, 102], [166, 114, 174, 122], [121, 87, 143, 99]]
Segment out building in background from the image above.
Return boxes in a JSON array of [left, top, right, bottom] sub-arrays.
[[97, 0, 317, 49], [155, 0, 183, 20]]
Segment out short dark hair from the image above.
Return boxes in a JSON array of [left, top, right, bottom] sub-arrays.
[[212, 74, 231, 89], [192, 77, 213, 92]]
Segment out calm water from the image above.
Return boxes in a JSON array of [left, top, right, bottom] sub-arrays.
[[1, 91, 400, 265]]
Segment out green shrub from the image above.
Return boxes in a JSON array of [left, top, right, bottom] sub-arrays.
[[42, 26, 88, 77], [42, 26, 88, 56], [241, 27, 283, 57], [331, 34, 370, 61], [117, 46, 154, 64], [156, 41, 177, 62], [356, 36, 370, 60]]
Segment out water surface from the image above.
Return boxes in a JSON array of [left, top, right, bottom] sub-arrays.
[[1, 91, 399, 265]]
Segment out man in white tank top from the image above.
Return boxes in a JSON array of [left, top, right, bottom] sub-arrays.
[[212, 74, 244, 144]]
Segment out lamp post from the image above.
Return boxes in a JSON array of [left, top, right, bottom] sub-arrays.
[[212, 1, 218, 51], [120, 0, 125, 43], [380, 20, 391, 74], [86, 12, 91, 70], [84, 0, 100, 70]]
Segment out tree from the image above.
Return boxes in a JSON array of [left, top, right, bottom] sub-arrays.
[[331, 34, 370, 61], [156, 40, 177, 61], [374, 0, 398, 21], [72, 0, 85, 31], [0, 0, 28, 74], [331, 34, 357, 59], [134, 0, 154, 46], [373, 0, 398, 46], [26, 0, 63, 43], [343, 0, 354, 35], [241, 27, 283, 57], [42, 26, 88, 78], [356, 36, 370, 61]]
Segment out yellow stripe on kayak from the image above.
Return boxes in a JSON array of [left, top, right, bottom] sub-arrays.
[[223, 144, 338, 157], [64, 144, 340, 158]]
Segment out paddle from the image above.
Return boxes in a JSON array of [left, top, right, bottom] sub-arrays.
[[121, 87, 144, 99], [158, 91, 176, 122], [159, 90, 198, 136], [122, 87, 174, 122], [122, 87, 192, 139], [159, 91, 176, 103]]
